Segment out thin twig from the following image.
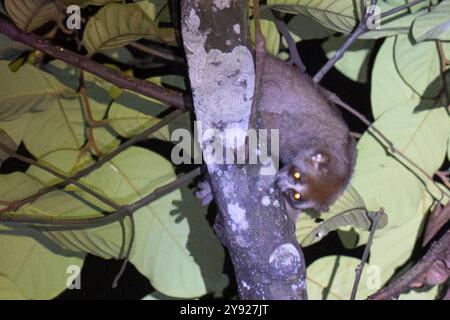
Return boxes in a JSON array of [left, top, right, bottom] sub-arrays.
[[380, 0, 427, 19], [271, 10, 306, 71], [313, 0, 378, 83], [0, 17, 190, 110], [323, 89, 450, 200], [0, 167, 204, 227], [350, 208, 384, 300], [112, 214, 135, 288], [368, 227, 450, 300], [313, 0, 429, 83], [128, 42, 184, 64], [0, 141, 121, 212], [0, 110, 184, 215]]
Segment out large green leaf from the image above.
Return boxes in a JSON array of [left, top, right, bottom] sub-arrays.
[[82, 2, 161, 53], [0, 173, 85, 299], [322, 37, 375, 82], [268, 0, 357, 33], [4, 0, 61, 32], [301, 209, 388, 247], [412, 0, 450, 42], [0, 129, 17, 166], [394, 34, 444, 99], [371, 36, 422, 118], [352, 105, 450, 230], [72, 147, 225, 298], [0, 61, 74, 121], [287, 13, 335, 40], [0, 230, 84, 299], [307, 256, 374, 300]]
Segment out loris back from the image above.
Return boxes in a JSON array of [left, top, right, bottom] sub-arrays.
[[258, 55, 357, 216]]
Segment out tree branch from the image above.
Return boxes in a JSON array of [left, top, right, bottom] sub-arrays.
[[0, 141, 121, 212], [0, 110, 184, 216], [368, 227, 450, 300], [0, 17, 190, 110], [0, 167, 203, 228], [313, 0, 429, 83], [350, 208, 384, 300]]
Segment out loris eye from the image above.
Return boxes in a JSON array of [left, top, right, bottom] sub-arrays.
[[292, 191, 301, 201], [292, 170, 301, 181]]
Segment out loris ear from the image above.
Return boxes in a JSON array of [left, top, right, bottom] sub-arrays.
[[311, 152, 329, 171]]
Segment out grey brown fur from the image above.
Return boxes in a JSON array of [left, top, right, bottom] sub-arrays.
[[259, 55, 357, 220]]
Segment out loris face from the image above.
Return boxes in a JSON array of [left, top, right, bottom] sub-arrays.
[[275, 148, 350, 214]]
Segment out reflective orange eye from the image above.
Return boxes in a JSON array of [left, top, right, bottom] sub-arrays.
[[293, 192, 301, 200], [293, 171, 301, 181]]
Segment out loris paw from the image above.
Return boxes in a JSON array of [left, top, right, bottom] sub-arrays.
[[195, 179, 213, 206]]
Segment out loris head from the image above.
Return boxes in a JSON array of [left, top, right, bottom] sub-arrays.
[[275, 145, 355, 215]]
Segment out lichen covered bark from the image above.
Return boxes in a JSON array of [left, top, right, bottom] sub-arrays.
[[181, 0, 307, 300]]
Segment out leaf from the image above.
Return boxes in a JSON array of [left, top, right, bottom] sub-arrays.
[[287, 14, 336, 40], [0, 61, 74, 121], [322, 36, 375, 82], [367, 193, 433, 284], [307, 256, 375, 300], [76, 146, 224, 298], [412, 0, 450, 42], [0, 229, 84, 299], [394, 34, 443, 99], [4, 0, 61, 32], [0, 173, 43, 206], [268, 0, 357, 33], [301, 209, 388, 247], [0, 129, 17, 166], [22, 78, 118, 159], [371, 36, 422, 118], [352, 105, 450, 230], [250, 19, 281, 56], [108, 88, 167, 138], [82, 2, 162, 53]]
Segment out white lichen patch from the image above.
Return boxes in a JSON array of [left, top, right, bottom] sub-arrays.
[[227, 202, 248, 232], [214, 0, 231, 10], [273, 199, 280, 207], [233, 24, 241, 34], [269, 243, 301, 270], [261, 196, 271, 207], [181, 8, 254, 162], [242, 281, 250, 290]]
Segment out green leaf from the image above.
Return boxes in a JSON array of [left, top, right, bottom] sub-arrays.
[[307, 256, 375, 300], [287, 14, 336, 40], [412, 0, 450, 42], [268, 0, 357, 33], [301, 209, 388, 247], [394, 34, 444, 99], [0, 129, 17, 166], [76, 147, 225, 298], [322, 36, 375, 82], [0, 230, 84, 299], [4, 0, 61, 32], [108, 89, 167, 138], [250, 19, 281, 56], [371, 36, 422, 118], [82, 2, 162, 53], [367, 194, 433, 284], [352, 105, 450, 230], [0, 173, 43, 205], [0, 61, 74, 121]]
